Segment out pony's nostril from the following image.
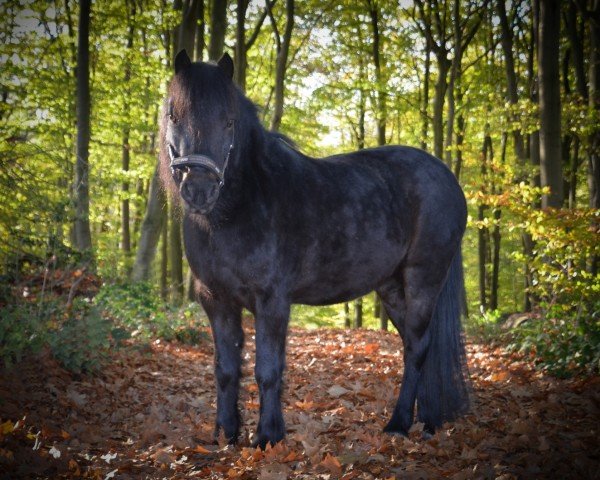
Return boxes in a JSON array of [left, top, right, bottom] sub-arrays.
[[207, 184, 220, 202], [181, 182, 200, 205], [180, 177, 220, 212]]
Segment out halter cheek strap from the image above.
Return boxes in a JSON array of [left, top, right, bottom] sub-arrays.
[[169, 123, 235, 188]]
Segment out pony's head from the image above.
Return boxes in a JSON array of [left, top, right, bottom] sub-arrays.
[[160, 50, 237, 214]]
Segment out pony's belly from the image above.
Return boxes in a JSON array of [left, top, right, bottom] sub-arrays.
[[290, 246, 402, 306], [292, 283, 380, 306]]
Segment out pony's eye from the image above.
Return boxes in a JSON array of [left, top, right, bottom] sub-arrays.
[[169, 114, 177, 124]]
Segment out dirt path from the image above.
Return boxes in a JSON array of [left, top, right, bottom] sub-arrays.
[[1, 325, 598, 479]]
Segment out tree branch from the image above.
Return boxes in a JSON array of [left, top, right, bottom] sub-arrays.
[[246, 0, 275, 51]]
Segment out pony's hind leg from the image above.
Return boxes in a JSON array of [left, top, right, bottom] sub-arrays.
[[382, 263, 450, 436], [377, 277, 407, 339]]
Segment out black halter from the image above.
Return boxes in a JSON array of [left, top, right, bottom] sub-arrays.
[[169, 123, 235, 187]]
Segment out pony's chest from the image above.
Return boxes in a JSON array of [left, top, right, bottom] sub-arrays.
[[183, 220, 276, 298]]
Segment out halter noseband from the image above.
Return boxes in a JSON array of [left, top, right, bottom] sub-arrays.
[[169, 123, 235, 188]]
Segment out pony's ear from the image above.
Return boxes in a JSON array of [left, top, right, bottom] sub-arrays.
[[217, 52, 234, 79], [175, 49, 192, 74]]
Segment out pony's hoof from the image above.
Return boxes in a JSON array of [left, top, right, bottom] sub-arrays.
[[382, 423, 408, 437], [213, 425, 239, 446], [251, 433, 284, 450]]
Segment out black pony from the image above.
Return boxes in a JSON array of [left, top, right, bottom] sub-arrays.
[[160, 50, 470, 448]]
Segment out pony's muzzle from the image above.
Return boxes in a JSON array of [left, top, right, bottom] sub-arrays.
[[180, 169, 221, 213]]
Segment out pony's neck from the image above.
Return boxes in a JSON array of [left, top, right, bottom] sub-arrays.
[[201, 109, 266, 224]]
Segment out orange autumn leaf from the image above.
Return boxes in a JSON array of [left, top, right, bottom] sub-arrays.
[[319, 453, 342, 477], [195, 445, 213, 454], [363, 343, 380, 354], [295, 399, 315, 410]]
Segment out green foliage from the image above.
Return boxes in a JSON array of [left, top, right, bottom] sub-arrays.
[[0, 278, 208, 373], [47, 298, 113, 374], [94, 282, 208, 344], [507, 302, 600, 377], [291, 294, 384, 330], [0, 296, 111, 373], [0, 300, 49, 367], [464, 309, 504, 343]]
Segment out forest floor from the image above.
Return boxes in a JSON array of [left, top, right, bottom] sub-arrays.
[[1, 322, 599, 480]]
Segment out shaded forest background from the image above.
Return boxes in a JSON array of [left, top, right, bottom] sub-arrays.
[[0, 0, 599, 377]]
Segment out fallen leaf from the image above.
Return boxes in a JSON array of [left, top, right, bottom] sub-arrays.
[[319, 452, 342, 477], [258, 463, 289, 480], [0, 420, 14, 435], [195, 445, 213, 454], [327, 385, 350, 398], [152, 448, 174, 465]]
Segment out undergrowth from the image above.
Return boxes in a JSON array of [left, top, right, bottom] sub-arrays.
[[505, 302, 600, 378], [465, 303, 600, 378], [0, 277, 209, 374]]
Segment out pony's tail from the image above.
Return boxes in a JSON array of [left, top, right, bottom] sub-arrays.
[[417, 250, 470, 429]]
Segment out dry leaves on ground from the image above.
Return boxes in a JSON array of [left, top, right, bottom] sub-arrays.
[[1, 324, 598, 479]]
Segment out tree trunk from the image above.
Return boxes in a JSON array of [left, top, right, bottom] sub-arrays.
[[235, 0, 248, 90], [121, 0, 136, 262], [179, 0, 201, 55], [454, 110, 465, 179], [121, 130, 131, 254], [566, 0, 588, 100], [132, 165, 166, 281], [73, 0, 93, 256], [569, 137, 580, 208], [421, 34, 431, 151], [209, 0, 228, 60], [538, 0, 564, 208], [490, 133, 507, 311], [344, 303, 350, 328], [523, 1, 540, 312], [169, 203, 184, 303], [270, 0, 295, 132], [160, 213, 168, 300], [368, 0, 386, 146], [353, 297, 363, 329], [478, 128, 493, 311], [433, 53, 450, 159], [194, 0, 205, 61], [588, 0, 600, 274], [478, 201, 488, 311], [357, 40, 366, 150], [444, 0, 462, 169], [497, 0, 526, 163], [379, 305, 388, 331]]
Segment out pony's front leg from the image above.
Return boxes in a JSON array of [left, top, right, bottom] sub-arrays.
[[253, 297, 290, 448], [204, 300, 244, 444]]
